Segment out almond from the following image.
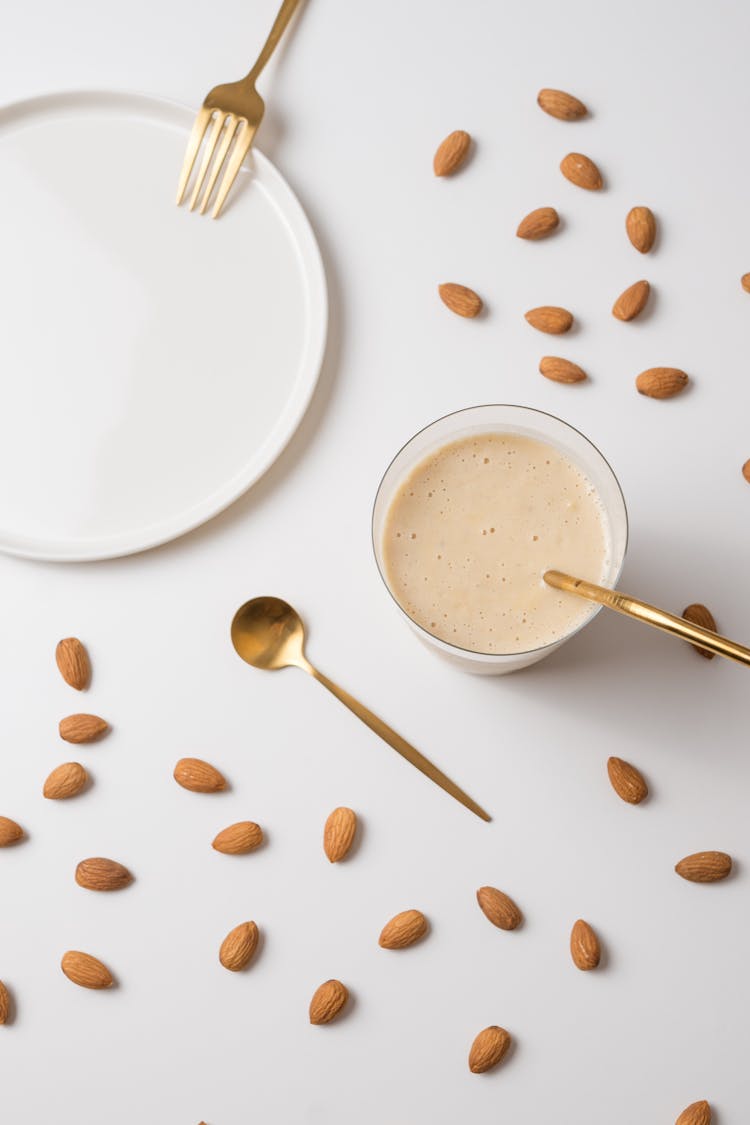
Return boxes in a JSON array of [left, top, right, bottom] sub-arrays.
[[676, 1100, 712, 1125], [438, 283, 483, 318], [560, 152, 602, 190], [309, 979, 349, 1025], [476, 886, 522, 930], [742, 274, 750, 293], [55, 637, 91, 691], [433, 130, 471, 176], [675, 851, 732, 883], [75, 857, 133, 892], [324, 806, 357, 863], [682, 603, 718, 659], [607, 757, 648, 804], [539, 356, 587, 384], [43, 761, 88, 799], [636, 367, 688, 399], [468, 1026, 512, 1073], [525, 306, 573, 334], [0, 980, 9, 1025], [516, 206, 560, 240], [219, 921, 259, 971], [0, 816, 24, 846], [59, 713, 108, 743], [570, 919, 600, 970], [212, 821, 263, 855], [378, 908, 428, 949], [612, 280, 650, 321], [173, 757, 226, 793], [626, 206, 656, 253], [537, 88, 587, 121], [61, 950, 113, 990], [743, 459, 750, 483]]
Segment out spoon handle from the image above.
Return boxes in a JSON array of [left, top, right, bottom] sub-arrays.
[[544, 570, 750, 666], [307, 665, 491, 822]]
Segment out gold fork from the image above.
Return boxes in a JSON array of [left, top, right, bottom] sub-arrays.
[[176, 0, 302, 219]]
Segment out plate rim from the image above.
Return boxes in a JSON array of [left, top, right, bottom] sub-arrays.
[[0, 88, 328, 562]]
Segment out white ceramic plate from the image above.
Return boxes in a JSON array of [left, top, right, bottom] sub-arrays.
[[0, 91, 327, 561]]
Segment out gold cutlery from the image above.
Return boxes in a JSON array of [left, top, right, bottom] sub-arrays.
[[544, 570, 750, 666], [231, 597, 491, 821], [176, 0, 302, 218]]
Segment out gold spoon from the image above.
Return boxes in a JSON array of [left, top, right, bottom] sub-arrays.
[[544, 570, 750, 666], [231, 597, 491, 821]]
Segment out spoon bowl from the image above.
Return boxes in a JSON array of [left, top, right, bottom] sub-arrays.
[[231, 596, 306, 671]]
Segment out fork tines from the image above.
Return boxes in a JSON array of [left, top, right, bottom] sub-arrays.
[[176, 106, 254, 219]]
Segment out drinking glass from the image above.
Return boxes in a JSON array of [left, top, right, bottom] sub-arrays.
[[372, 405, 628, 674]]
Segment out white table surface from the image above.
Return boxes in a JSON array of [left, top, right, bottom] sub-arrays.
[[1, 1, 749, 1122]]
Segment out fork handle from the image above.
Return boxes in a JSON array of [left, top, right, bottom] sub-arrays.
[[245, 0, 303, 84]]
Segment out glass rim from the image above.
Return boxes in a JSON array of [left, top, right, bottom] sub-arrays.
[[371, 404, 630, 661]]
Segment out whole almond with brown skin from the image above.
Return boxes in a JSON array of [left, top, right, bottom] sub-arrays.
[[379, 909, 428, 949], [537, 88, 587, 121], [468, 1026, 512, 1073], [540, 356, 587, 384], [476, 887, 522, 930], [676, 1100, 712, 1125], [324, 806, 357, 862], [516, 206, 559, 240], [309, 979, 349, 1025], [75, 857, 133, 892], [61, 951, 113, 990], [742, 274, 750, 293], [742, 459, 750, 483], [626, 206, 656, 253], [607, 757, 648, 804], [636, 367, 688, 399], [438, 283, 483, 318], [560, 152, 602, 190], [43, 761, 88, 800], [675, 852, 732, 883], [59, 713, 108, 744], [212, 821, 263, 855], [525, 306, 573, 334], [0, 817, 24, 846], [570, 919, 600, 970], [55, 638, 91, 691], [219, 921, 259, 971], [683, 604, 717, 659], [433, 130, 471, 176], [174, 758, 226, 793], [612, 280, 650, 321], [0, 980, 9, 1024]]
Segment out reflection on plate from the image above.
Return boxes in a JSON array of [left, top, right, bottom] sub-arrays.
[[0, 91, 327, 560]]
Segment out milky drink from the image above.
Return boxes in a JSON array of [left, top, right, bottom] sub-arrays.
[[382, 432, 611, 655]]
